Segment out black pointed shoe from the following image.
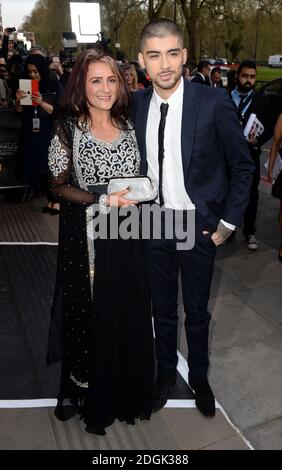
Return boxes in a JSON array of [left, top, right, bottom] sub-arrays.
[[54, 400, 77, 421], [189, 377, 215, 417], [152, 372, 177, 413]]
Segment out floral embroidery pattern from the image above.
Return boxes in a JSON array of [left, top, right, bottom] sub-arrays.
[[48, 135, 68, 177], [75, 129, 141, 185]]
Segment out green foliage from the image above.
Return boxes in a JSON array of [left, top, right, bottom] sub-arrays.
[[20, 0, 71, 53], [257, 66, 282, 81], [228, 36, 244, 62]]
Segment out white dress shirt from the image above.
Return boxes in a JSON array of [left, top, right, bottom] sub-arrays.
[[145, 77, 235, 230], [146, 78, 195, 211]]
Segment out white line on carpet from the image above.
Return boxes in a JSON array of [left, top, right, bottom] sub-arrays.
[[0, 242, 58, 246], [0, 399, 197, 409]]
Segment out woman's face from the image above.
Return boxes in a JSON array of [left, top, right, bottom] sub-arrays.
[[27, 64, 41, 80], [124, 70, 134, 86], [85, 61, 119, 112]]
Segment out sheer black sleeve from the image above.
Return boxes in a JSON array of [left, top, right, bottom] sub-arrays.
[[45, 79, 64, 118], [48, 119, 99, 205]]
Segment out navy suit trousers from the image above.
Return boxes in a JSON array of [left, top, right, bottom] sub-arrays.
[[144, 210, 217, 380]]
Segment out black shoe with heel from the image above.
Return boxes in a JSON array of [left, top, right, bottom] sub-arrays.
[[50, 208, 60, 216], [54, 399, 77, 421], [85, 424, 106, 435], [41, 206, 52, 214]]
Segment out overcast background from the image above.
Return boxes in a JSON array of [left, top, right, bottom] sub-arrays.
[[1, 0, 37, 29]]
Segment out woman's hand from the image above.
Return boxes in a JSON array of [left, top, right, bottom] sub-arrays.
[[107, 188, 138, 208], [31, 92, 43, 106], [15, 89, 26, 102], [267, 169, 272, 184]]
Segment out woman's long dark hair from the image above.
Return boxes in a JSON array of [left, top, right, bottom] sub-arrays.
[[61, 49, 130, 129], [24, 54, 51, 94]]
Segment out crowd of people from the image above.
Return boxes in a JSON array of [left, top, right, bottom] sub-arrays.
[[0, 18, 281, 436]]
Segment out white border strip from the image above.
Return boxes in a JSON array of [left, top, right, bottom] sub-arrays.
[[0, 399, 196, 409], [165, 400, 196, 408], [0, 399, 58, 408], [0, 242, 58, 246]]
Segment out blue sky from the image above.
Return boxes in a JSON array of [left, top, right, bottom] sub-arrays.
[[1, 0, 37, 29]]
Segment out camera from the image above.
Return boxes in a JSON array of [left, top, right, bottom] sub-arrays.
[[14, 41, 28, 58], [63, 57, 75, 70], [6, 27, 16, 33]]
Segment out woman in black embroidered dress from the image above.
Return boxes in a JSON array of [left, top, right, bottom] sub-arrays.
[[47, 50, 154, 435]]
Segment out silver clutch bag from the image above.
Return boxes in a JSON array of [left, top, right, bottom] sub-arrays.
[[107, 176, 158, 202]]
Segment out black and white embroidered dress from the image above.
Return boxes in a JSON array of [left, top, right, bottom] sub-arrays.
[[47, 117, 154, 434]]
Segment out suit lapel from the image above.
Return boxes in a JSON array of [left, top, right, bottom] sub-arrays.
[[134, 87, 153, 173], [181, 81, 200, 177]]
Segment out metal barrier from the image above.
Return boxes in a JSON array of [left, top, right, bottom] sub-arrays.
[[0, 108, 29, 202]]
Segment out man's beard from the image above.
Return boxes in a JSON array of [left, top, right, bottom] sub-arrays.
[[238, 81, 255, 93], [155, 70, 181, 90]]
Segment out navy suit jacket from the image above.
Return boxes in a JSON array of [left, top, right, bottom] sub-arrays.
[[191, 73, 210, 86], [132, 80, 254, 227]]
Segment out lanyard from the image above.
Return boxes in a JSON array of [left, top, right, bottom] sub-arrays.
[[238, 91, 254, 121]]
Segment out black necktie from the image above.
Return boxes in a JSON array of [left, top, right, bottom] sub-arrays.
[[237, 95, 246, 119], [158, 102, 169, 206]]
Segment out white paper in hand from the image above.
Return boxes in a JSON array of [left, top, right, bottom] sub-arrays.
[[243, 113, 264, 139], [19, 79, 32, 105]]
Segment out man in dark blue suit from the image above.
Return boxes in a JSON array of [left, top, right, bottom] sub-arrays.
[[191, 60, 211, 86], [132, 18, 254, 418]]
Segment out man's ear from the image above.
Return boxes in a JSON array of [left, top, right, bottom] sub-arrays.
[[138, 52, 145, 69], [183, 48, 188, 65]]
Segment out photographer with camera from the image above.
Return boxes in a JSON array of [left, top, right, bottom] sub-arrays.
[[49, 56, 63, 82], [60, 57, 75, 88], [0, 28, 16, 60], [14, 40, 28, 59]]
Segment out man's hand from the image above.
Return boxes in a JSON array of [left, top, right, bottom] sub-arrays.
[[202, 221, 234, 246], [247, 132, 258, 146]]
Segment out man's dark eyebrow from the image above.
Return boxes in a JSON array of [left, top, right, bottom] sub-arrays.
[[146, 48, 181, 55]]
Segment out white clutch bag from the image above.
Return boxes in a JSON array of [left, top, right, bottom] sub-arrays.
[[107, 176, 158, 202]]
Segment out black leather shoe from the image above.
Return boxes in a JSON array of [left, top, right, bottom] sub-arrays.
[[85, 424, 106, 435], [41, 206, 52, 214], [152, 372, 177, 413], [49, 208, 60, 216], [189, 377, 215, 417]]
